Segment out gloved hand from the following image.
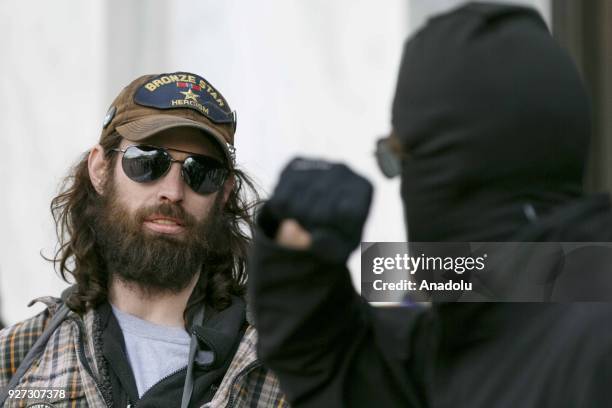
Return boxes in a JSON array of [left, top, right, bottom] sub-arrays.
[[258, 157, 373, 265]]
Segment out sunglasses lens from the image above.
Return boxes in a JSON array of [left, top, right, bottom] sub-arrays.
[[122, 145, 171, 183], [375, 138, 402, 178], [182, 156, 229, 194]]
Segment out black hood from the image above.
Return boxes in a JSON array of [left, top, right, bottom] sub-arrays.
[[392, 2, 591, 242]]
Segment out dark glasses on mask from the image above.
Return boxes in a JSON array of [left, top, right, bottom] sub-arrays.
[[112, 144, 229, 194], [375, 133, 406, 178]]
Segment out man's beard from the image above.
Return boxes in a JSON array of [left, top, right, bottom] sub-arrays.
[[92, 182, 225, 297]]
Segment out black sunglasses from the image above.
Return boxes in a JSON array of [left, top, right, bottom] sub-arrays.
[[112, 144, 230, 194]]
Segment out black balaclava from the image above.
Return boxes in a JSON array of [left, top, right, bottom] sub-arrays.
[[392, 2, 591, 242]]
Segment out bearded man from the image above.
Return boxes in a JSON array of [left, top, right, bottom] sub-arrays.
[[0, 72, 287, 407]]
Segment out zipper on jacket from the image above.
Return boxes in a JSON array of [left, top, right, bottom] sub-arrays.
[[132, 366, 188, 408], [71, 316, 109, 406], [226, 361, 262, 408]]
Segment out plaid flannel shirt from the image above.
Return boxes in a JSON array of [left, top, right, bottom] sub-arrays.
[[0, 297, 289, 408]]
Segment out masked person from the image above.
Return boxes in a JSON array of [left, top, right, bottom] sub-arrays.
[[0, 72, 288, 407], [249, 3, 612, 407]]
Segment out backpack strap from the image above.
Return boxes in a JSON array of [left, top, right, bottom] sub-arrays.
[[0, 303, 71, 404], [0, 286, 76, 405], [180, 304, 206, 408]]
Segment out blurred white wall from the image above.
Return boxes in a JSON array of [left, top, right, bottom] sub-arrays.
[[0, 0, 107, 324], [0, 0, 549, 324]]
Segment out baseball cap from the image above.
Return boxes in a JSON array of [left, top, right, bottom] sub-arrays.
[[100, 72, 237, 166]]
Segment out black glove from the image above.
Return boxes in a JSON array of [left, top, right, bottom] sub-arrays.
[[259, 157, 373, 265]]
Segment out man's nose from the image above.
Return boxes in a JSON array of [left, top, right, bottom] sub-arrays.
[[157, 162, 185, 203]]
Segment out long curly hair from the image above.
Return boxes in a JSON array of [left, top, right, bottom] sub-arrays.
[[49, 131, 259, 323]]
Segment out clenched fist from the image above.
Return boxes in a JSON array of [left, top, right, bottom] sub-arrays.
[[258, 157, 373, 265]]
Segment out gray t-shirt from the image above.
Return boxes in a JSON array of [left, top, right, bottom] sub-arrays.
[[111, 304, 191, 397]]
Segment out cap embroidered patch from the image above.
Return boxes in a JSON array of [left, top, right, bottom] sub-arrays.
[[134, 72, 234, 124]]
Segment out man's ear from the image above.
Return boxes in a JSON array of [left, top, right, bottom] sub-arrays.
[[221, 174, 235, 207], [88, 144, 108, 195]]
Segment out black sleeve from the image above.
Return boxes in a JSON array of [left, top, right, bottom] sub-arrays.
[[249, 231, 428, 408], [577, 348, 612, 406]]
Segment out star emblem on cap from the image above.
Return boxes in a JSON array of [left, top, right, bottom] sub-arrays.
[[180, 88, 200, 102]]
